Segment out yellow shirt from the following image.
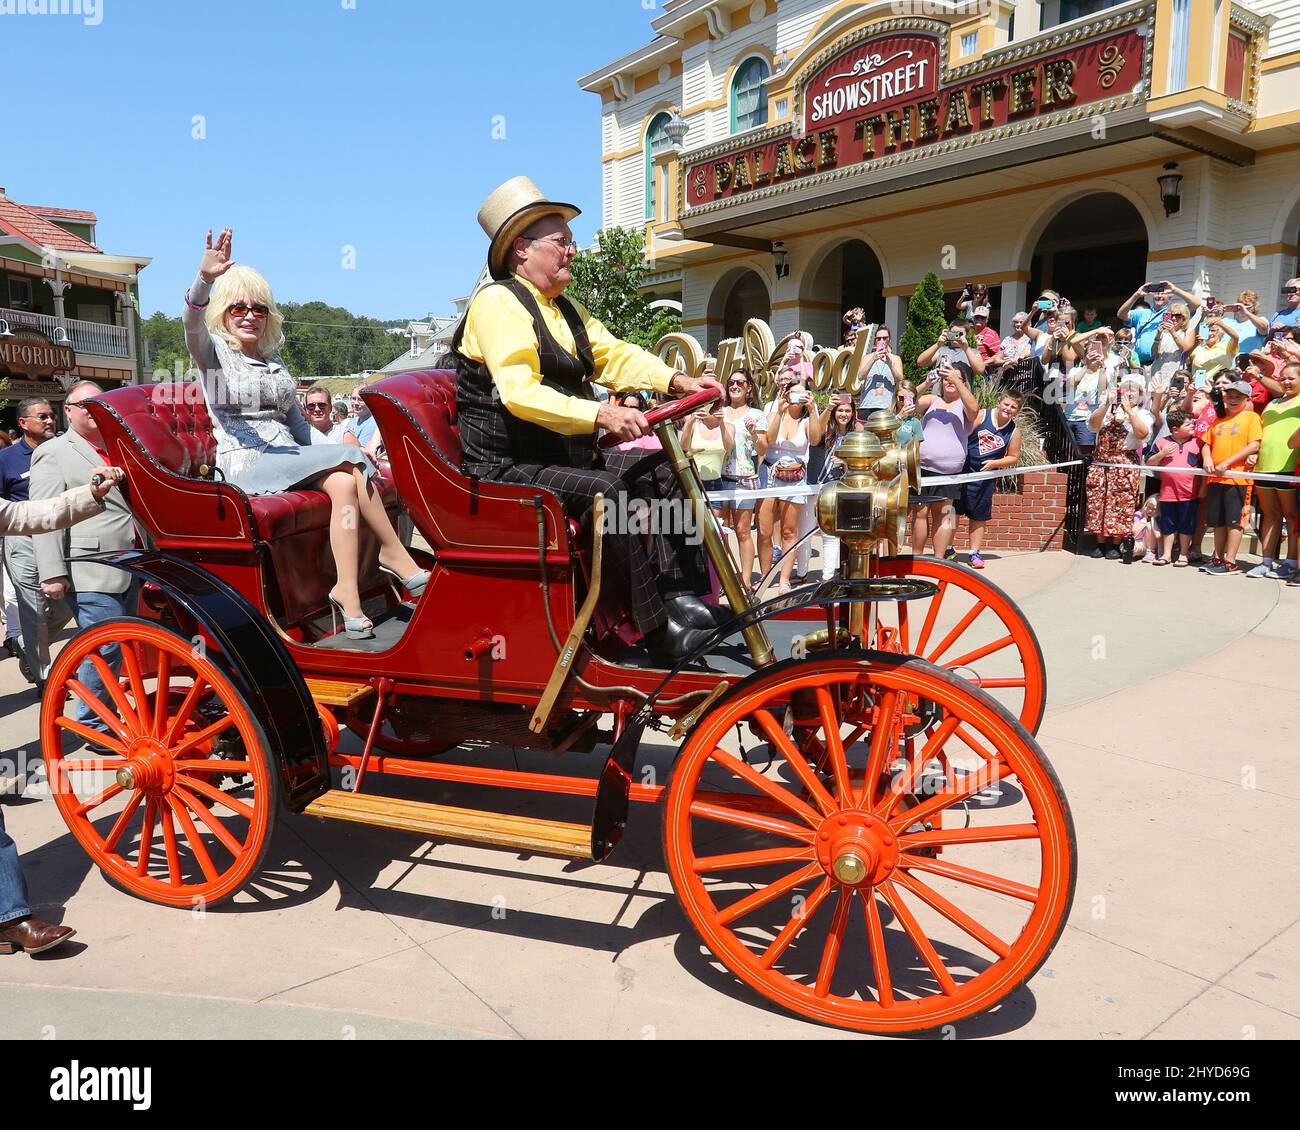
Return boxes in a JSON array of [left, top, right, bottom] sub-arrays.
[[460, 274, 677, 435]]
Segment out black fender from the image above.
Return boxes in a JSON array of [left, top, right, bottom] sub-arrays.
[[590, 576, 936, 857], [75, 550, 329, 810]]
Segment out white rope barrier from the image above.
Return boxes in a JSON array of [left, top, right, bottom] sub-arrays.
[[1093, 462, 1300, 485], [703, 460, 1082, 503]]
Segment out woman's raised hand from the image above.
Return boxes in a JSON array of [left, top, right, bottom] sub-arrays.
[[200, 228, 236, 283]]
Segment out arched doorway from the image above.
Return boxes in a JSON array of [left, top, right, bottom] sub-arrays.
[[801, 239, 885, 344], [709, 269, 771, 351], [1029, 193, 1149, 322]]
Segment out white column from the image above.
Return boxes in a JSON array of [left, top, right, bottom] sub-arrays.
[[1000, 279, 1028, 334], [1012, 0, 1041, 41], [43, 273, 69, 321], [117, 291, 138, 382], [884, 294, 904, 339]]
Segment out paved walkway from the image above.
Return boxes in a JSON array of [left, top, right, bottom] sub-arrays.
[[1, 551, 1296, 1039]]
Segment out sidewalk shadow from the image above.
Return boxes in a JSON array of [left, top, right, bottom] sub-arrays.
[[283, 754, 1042, 1041]]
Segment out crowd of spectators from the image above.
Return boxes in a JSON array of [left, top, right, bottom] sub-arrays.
[[1062, 276, 1300, 577], [586, 274, 1300, 590]]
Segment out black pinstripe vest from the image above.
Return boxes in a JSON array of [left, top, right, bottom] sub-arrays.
[[453, 279, 597, 479]]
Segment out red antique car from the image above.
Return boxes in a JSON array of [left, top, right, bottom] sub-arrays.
[[39, 370, 1074, 1035]]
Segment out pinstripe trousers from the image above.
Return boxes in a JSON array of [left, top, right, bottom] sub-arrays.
[[497, 448, 709, 635]]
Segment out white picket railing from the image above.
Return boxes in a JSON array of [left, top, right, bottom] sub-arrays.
[[0, 307, 130, 358]]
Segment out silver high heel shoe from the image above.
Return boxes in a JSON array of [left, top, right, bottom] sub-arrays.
[[328, 596, 375, 640], [380, 566, 431, 601]]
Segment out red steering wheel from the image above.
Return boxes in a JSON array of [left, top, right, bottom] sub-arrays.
[[598, 388, 722, 449]]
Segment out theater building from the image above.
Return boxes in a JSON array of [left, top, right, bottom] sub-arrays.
[[0, 186, 150, 425], [579, 0, 1300, 350]]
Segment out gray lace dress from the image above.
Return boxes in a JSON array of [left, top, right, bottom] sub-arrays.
[[183, 273, 377, 495]]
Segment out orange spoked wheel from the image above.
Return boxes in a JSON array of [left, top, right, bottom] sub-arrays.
[[41, 617, 279, 908], [873, 556, 1048, 735], [663, 653, 1075, 1035]]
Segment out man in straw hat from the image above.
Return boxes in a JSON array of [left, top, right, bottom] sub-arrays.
[[448, 177, 724, 663]]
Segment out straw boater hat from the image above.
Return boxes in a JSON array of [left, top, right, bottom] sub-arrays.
[[1237, 350, 1277, 379], [479, 176, 581, 281]]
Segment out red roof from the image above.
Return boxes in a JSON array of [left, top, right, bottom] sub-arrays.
[[26, 204, 97, 223], [0, 196, 100, 253]]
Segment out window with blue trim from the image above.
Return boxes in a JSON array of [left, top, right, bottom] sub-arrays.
[[731, 56, 770, 133]]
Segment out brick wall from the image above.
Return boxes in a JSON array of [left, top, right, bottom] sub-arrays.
[[948, 471, 1069, 553]]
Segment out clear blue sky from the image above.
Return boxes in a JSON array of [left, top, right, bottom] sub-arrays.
[[4, 0, 655, 321]]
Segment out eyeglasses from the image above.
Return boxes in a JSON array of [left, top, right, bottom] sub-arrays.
[[228, 303, 269, 319], [23, 413, 55, 421], [727, 379, 748, 387], [1284, 287, 1299, 295], [530, 234, 579, 252], [305, 401, 330, 412]]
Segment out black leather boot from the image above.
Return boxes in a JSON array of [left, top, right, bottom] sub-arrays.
[[664, 594, 729, 630], [641, 617, 712, 664]]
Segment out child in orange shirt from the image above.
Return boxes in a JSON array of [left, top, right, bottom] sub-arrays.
[[1200, 380, 1262, 575]]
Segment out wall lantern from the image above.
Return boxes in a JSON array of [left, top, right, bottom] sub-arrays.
[[773, 241, 790, 280], [663, 108, 689, 149], [1157, 162, 1183, 217]]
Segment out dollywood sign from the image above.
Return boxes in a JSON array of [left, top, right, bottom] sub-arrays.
[[653, 318, 875, 401]]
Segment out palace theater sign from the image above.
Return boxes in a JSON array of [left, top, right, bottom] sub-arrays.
[[685, 16, 1149, 211]]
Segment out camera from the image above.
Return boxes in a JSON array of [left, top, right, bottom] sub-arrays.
[[945, 329, 967, 347]]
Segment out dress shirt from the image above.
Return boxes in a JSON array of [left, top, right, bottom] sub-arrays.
[[460, 274, 676, 435]]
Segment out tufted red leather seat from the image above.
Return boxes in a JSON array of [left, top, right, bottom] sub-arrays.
[[86, 382, 400, 627], [89, 383, 396, 541]]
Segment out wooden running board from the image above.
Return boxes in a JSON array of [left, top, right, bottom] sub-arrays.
[[303, 789, 594, 859], [304, 678, 375, 708]]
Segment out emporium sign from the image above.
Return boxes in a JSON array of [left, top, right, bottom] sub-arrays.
[[685, 22, 1145, 208], [0, 328, 76, 380]]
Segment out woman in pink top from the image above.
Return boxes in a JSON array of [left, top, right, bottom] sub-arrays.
[[913, 362, 980, 559]]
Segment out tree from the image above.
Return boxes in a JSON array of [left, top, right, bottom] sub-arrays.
[[138, 303, 411, 381], [568, 226, 681, 349], [140, 310, 194, 380], [899, 271, 948, 384]]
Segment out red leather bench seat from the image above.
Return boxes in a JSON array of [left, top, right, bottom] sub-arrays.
[[88, 382, 400, 627]]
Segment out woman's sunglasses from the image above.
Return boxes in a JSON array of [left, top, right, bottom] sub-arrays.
[[727, 379, 748, 388], [228, 303, 270, 320]]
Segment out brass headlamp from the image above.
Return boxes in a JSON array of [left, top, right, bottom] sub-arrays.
[[860, 409, 921, 491], [816, 432, 908, 554], [817, 432, 909, 646]]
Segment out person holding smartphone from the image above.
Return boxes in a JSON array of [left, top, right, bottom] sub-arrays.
[[1085, 377, 1153, 558], [1190, 315, 1240, 387], [1117, 279, 1202, 367], [1268, 278, 1300, 339], [854, 325, 904, 416], [717, 370, 767, 588], [913, 361, 980, 561], [916, 321, 986, 388], [766, 383, 823, 594], [1202, 291, 1267, 355]]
